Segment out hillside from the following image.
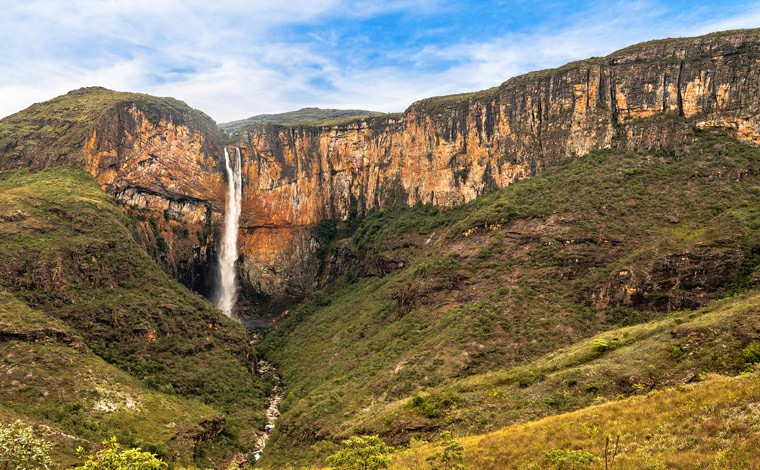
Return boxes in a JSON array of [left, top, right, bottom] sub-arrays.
[[0, 86, 226, 296], [390, 371, 760, 469], [0, 86, 222, 172], [256, 130, 760, 467], [0, 168, 269, 467], [219, 107, 387, 134], [0, 27, 759, 469]]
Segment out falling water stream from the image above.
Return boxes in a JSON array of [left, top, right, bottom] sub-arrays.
[[216, 147, 242, 317], [215, 147, 284, 462]]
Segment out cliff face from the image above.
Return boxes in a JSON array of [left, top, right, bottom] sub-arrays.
[[82, 101, 226, 292], [231, 29, 760, 302], [0, 88, 226, 293], [2, 30, 760, 312]]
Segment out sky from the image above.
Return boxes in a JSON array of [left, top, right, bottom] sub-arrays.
[[1, 1, 759, 123]]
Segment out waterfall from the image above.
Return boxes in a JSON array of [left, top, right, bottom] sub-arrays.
[[216, 147, 242, 317]]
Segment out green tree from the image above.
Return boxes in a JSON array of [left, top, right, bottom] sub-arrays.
[[426, 431, 465, 470], [75, 437, 167, 470], [325, 435, 392, 470], [0, 420, 52, 470]]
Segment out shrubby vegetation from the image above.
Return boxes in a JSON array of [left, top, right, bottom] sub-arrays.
[[326, 435, 393, 470], [425, 432, 465, 470], [0, 168, 266, 466], [258, 131, 760, 466], [0, 420, 51, 470], [75, 437, 167, 470]]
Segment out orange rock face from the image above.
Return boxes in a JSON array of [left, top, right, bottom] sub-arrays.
[[230, 30, 760, 302], [3, 32, 760, 309], [0, 89, 227, 294]]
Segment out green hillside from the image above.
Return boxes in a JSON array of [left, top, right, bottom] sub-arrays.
[[219, 107, 388, 133], [256, 130, 760, 467], [0, 168, 268, 467]]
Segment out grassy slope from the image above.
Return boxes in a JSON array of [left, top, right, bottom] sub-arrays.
[[257, 130, 760, 467], [0, 290, 221, 467], [390, 370, 760, 469], [0, 168, 267, 467]]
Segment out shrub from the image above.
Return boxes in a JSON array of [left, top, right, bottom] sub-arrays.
[[426, 431, 465, 470], [0, 420, 52, 470], [75, 437, 167, 470], [740, 341, 760, 365], [325, 435, 392, 470], [410, 393, 460, 418], [592, 339, 612, 355], [543, 448, 596, 469]]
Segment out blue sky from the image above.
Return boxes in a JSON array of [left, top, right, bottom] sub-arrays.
[[1, 0, 759, 122]]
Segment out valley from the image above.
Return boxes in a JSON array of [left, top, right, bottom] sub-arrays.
[[0, 27, 759, 469]]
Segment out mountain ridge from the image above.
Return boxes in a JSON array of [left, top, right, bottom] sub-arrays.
[[219, 107, 388, 134], [1, 28, 760, 467]]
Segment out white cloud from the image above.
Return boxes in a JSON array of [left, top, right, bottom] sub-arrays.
[[0, 0, 758, 122]]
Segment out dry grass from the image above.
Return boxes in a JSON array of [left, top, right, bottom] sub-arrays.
[[389, 371, 760, 469]]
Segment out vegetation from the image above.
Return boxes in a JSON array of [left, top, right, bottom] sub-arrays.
[[74, 437, 166, 470], [325, 435, 393, 470], [0, 87, 218, 171], [448, 371, 759, 469], [411, 87, 500, 116], [0, 169, 266, 467], [384, 371, 759, 469], [425, 432, 465, 470], [0, 420, 52, 470], [220, 107, 389, 133], [258, 131, 760, 466]]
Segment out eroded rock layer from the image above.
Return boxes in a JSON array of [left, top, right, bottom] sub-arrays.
[[2, 30, 760, 310], [0, 88, 226, 293], [231, 29, 760, 302]]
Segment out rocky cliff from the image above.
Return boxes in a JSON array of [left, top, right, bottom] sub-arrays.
[[230, 28, 760, 306], [0, 87, 226, 293], [2, 29, 760, 315]]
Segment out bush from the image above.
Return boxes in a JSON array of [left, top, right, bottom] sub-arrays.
[[426, 431, 465, 470], [75, 437, 167, 470], [740, 341, 760, 365], [0, 420, 52, 470], [410, 393, 460, 418], [592, 339, 612, 355], [325, 435, 392, 470], [543, 448, 596, 469]]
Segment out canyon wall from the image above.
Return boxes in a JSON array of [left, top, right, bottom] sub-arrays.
[[0, 88, 226, 293], [231, 29, 760, 303], [2, 30, 760, 314]]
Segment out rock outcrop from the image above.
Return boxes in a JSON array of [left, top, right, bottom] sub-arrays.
[[0, 87, 226, 293], [2, 29, 760, 314], [230, 28, 760, 304]]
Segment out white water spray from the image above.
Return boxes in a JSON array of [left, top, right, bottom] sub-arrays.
[[216, 147, 242, 317]]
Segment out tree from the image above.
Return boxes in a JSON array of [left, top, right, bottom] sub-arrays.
[[426, 431, 465, 470], [75, 437, 167, 470], [0, 420, 51, 470], [325, 435, 392, 470]]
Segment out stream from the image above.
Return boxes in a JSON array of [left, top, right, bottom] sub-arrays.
[[249, 331, 284, 462]]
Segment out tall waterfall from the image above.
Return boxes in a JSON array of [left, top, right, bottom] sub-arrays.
[[216, 147, 243, 317]]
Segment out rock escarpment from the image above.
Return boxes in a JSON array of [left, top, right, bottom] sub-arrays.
[[2, 29, 760, 314], [230, 29, 760, 304], [0, 87, 225, 293]]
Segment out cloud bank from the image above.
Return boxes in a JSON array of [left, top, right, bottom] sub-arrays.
[[1, 0, 759, 122]]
